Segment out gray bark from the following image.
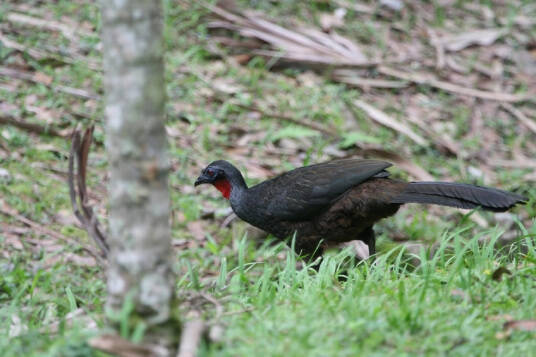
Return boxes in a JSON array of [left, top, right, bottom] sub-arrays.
[[100, 0, 174, 331]]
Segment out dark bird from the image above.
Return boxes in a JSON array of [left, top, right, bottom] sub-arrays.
[[194, 159, 526, 259]]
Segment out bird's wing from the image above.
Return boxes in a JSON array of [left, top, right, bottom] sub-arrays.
[[252, 159, 392, 221]]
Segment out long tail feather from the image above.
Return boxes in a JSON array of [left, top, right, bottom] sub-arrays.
[[391, 182, 526, 212]]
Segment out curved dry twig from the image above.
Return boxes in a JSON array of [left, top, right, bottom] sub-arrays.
[[68, 126, 109, 258]]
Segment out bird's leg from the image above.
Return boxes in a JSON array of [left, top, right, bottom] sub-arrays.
[[358, 226, 376, 258], [292, 237, 325, 271]]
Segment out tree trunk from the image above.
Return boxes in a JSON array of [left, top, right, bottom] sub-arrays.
[[100, 0, 177, 348]]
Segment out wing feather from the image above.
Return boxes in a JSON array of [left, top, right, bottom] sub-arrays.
[[250, 159, 392, 221]]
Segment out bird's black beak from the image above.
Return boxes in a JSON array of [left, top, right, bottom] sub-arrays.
[[194, 175, 210, 186]]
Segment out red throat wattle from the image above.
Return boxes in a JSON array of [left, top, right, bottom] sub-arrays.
[[213, 179, 231, 199]]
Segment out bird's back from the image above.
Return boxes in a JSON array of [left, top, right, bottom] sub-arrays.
[[240, 159, 392, 224]]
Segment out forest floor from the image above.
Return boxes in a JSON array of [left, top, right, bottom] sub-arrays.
[[1, 0, 536, 356]]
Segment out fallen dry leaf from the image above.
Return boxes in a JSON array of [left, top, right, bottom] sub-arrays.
[[4, 234, 24, 250], [177, 315, 206, 357], [378, 66, 529, 102], [497, 319, 536, 339], [487, 314, 513, 322], [441, 28, 506, 52], [319, 8, 346, 32], [6, 12, 92, 41], [33, 71, 53, 86], [89, 334, 168, 357], [213, 77, 244, 94], [42, 308, 98, 334], [501, 103, 536, 136], [242, 162, 273, 179], [43, 252, 97, 267], [504, 320, 536, 332], [175, 211, 187, 224], [54, 209, 81, 227], [9, 315, 28, 338], [333, 0, 374, 14], [206, 3, 371, 67], [354, 99, 428, 147], [64, 253, 97, 267], [187, 221, 206, 240], [380, 0, 404, 11], [0, 114, 65, 137]]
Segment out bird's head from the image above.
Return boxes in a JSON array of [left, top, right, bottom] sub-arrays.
[[194, 160, 245, 200]]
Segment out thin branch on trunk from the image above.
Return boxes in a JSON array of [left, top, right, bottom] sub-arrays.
[[68, 126, 109, 259]]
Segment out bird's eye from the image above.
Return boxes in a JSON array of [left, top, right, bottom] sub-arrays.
[[206, 169, 215, 177]]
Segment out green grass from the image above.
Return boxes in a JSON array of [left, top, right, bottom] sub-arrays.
[[204, 234, 536, 356], [0, 257, 105, 356], [5, 224, 536, 356], [1, 0, 535, 355]]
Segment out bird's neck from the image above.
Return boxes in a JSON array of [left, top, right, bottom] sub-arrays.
[[228, 175, 248, 203]]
